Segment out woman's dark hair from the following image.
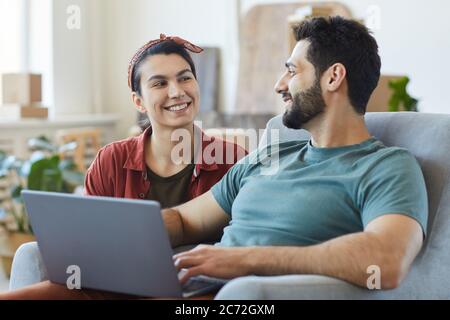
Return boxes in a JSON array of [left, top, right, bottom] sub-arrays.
[[131, 40, 197, 96], [294, 16, 381, 114]]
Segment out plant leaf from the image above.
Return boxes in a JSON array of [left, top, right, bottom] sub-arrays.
[[41, 168, 63, 192], [27, 157, 60, 190], [59, 159, 77, 171], [28, 137, 56, 152], [58, 141, 78, 154], [11, 185, 23, 199]]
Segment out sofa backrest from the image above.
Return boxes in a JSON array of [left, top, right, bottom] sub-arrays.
[[260, 112, 450, 297]]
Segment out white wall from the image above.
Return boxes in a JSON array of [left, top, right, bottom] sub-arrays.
[[98, 0, 240, 138], [0, 0, 24, 104], [360, 0, 450, 115], [52, 0, 96, 116], [48, 0, 450, 137], [29, 0, 52, 110], [242, 0, 450, 115]]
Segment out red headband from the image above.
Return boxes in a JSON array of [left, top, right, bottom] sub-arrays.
[[128, 34, 204, 90]]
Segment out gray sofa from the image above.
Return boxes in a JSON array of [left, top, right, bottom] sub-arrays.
[[9, 112, 450, 299]]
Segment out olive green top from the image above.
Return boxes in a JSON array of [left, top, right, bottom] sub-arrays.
[[146, 164, 195, 208]]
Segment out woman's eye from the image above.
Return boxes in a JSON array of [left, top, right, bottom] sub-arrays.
[[153, 81, 166, 87], [180, 76, 192, 82]]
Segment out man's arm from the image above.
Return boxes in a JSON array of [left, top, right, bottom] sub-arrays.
[[174, 214, 423, 289], [250, 214, 423, 289], [162, 190, 230, 248]]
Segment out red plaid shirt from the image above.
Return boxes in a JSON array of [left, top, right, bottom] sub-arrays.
[[84, 126, 247, 201]]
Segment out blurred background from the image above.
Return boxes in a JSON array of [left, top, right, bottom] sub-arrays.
[[1, 0, 449, 139], [0, 0, 449, 286]]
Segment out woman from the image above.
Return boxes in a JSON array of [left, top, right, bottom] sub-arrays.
[[0, 34, 246, 299], [85, 34, 246, 208]]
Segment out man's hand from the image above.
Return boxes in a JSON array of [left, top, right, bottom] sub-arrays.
[[173, 245, 253, 284]]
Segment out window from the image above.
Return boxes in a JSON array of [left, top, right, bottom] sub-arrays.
[[0, 0, 52, 109], [0, 0, 27, 103]]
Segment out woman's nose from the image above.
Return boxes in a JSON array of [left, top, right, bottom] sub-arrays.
[[168, 81, 186, 99]]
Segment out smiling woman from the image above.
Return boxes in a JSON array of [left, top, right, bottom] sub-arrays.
[[82, 35, 247, 209], [0, 36, 247, 300]]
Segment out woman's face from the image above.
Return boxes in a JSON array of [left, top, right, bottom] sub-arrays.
[[133, 53, 200, 129]]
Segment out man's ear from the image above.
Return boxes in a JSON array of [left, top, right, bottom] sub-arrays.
[[132, 92, 146, 113], [324, 63, 346, 92]]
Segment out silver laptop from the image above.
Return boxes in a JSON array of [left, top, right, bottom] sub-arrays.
[[21, 190, 227, 298]]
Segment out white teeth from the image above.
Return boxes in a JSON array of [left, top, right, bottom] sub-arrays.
[[167, 103, 189, 111]]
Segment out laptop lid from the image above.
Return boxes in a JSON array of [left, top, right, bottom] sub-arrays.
[[21, 190, 183, 298]]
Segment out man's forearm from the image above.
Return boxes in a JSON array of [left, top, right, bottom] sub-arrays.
[[246, 232, 404, 289]]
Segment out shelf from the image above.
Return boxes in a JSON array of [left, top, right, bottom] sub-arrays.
[[0, 113, 120, 129]]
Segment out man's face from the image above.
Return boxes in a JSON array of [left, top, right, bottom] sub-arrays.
[[274, 40, 327, 129]]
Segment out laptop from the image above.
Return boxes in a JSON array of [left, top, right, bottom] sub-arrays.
[[21, 190, 227, 298]]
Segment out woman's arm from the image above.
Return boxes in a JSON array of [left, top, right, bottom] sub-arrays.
[[84, 147, 115, 197]]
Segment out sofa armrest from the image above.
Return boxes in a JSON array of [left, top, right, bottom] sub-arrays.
[[214, 275, 390, 300], [9, 241, 48, 291]]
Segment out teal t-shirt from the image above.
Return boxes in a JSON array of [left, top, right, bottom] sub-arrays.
[[211, 137, 428, 247]]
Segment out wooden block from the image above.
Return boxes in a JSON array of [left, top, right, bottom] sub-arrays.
[[0, 104, 48, 119], [20, 105, 48, 118], [1, 73, 42, 105]]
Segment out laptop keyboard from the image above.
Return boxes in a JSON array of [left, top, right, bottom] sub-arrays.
[[181, 275, 228, 297]]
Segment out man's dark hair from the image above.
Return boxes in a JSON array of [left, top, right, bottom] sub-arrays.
[[131, 41, 197, 96], [294, 16, 381, 114]]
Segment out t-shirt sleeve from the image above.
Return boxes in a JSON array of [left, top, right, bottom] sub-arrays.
[[84, 146, 114, 197], [358, 149, 428, 236], [211, 157, 249, 215]]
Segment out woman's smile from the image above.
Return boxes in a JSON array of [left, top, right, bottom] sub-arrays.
[[163, 101, 192, 113]]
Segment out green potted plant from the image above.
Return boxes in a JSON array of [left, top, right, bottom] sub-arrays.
[[0, 137, 85, 276], [388, 76, 419, 112]]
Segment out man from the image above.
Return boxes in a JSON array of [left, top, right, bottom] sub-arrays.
[[167, 16, 427, 290], [1, 16, 427, 299]]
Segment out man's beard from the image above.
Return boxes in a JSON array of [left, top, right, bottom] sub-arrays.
[[282, 79, 326, 130]]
